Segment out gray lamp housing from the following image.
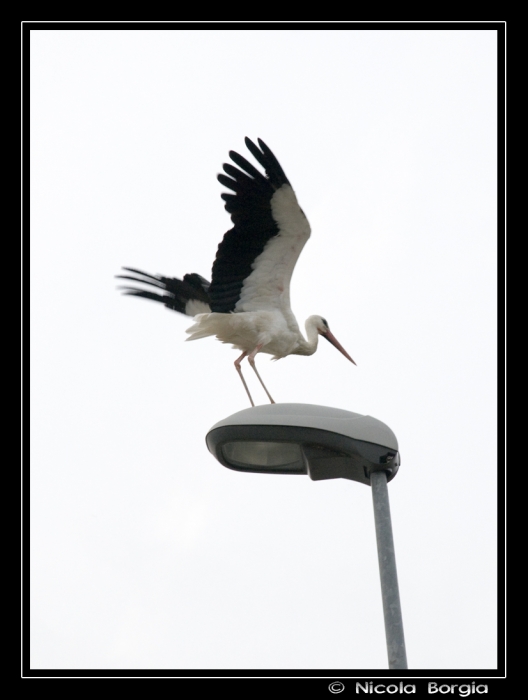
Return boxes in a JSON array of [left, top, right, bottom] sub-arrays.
[[206, 404, 400, 485]]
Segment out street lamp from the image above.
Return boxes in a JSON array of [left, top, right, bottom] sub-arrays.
[[206, 403, 408, 670]]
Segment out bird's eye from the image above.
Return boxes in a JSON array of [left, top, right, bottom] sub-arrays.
[[321, 318, 329, 328]]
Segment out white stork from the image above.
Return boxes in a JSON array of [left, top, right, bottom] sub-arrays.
[[118, 137, 355, 406]]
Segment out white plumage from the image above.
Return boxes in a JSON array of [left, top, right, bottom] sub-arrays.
[[118, 137, 355, 405]]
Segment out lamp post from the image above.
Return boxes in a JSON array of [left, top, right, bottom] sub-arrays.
[[206, 403, 407, 670]]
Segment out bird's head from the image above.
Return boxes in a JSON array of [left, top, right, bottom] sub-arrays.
[[310, 315, 356, 365]]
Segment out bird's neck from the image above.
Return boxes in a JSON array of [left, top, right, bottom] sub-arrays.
[[294, 318, 319, 356]]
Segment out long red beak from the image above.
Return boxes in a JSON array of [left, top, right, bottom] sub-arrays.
[[322, 329, 357, 365]]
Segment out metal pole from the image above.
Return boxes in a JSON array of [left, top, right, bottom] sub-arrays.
[[370, 469, 408, 669]]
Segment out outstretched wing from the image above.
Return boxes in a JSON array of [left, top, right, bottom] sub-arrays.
[[210, 137, 311, 315], [117, 267, 211, 316]]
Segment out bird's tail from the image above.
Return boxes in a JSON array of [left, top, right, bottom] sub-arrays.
[[185, 313, 232, 341], [116, 267, 211, 316]]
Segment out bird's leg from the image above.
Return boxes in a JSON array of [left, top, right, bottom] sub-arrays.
[[247, 345, 275, 404], [234, 351, 255, 407]]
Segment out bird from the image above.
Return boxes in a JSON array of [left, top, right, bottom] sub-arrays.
[[117, 137, 356, 406]]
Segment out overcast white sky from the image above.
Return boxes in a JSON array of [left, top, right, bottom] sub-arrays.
[[29, 27, 499, 672]]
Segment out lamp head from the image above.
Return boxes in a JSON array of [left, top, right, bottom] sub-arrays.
[[206, 404, 400, 485]]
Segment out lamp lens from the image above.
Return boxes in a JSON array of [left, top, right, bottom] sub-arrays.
[[222, 442, 304, 472]]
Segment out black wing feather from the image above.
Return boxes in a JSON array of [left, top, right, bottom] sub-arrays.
[[117, 268, 210, 316]]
